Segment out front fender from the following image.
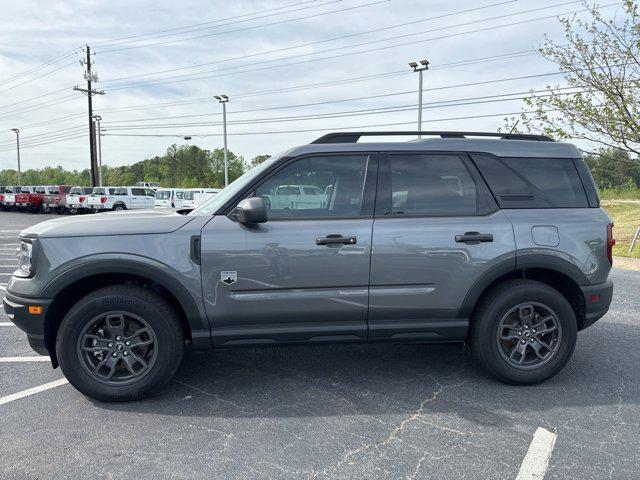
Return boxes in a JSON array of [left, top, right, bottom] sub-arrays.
[[41, 254, 211, 348]]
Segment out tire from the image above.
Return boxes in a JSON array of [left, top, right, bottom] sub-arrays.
[[469, 279, 577, 385], [56, 285, 184, 401], [41, 204, 50, 214], [113, 203, 126, 211], [67, 207, 78, 215]]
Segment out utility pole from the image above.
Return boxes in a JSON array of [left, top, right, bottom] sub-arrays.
[[214, 94, 229, 187], [92, 115, 103, 186], [409, 59, 429, 138], [10, 128, 21, 186], [73, 45, 104, 187]]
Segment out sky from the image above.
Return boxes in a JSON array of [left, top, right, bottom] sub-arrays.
[[0, 0, 623, 173]]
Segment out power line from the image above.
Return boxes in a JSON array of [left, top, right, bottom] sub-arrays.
[[0, 61, 76, 95], [95, 0, 390, 54], [100, 74, 573, 125], [101, 89, 583, 131], [91, 0, 327, 46], [100, 0, 516, 83], [0, 133, 87, 153], [0, 48, 80, 88], [101, 1, 612, 92], [100, 109, 560, 138]]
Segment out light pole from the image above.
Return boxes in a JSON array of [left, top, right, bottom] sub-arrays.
[[92, 115, 103, 186], [10, 128, 21, 186], [409, 60, 429, 138], [214, 94, 229, 187]]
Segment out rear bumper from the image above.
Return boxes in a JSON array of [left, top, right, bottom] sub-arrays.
[[2, 291, 51, 355], [578, 280, 613, 330]]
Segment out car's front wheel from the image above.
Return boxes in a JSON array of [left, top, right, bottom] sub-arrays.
[[56, 285, 184, 401], [470, 279, 577, 385]]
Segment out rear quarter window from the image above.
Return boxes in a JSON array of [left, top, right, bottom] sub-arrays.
[[471, 154, 588, 208]]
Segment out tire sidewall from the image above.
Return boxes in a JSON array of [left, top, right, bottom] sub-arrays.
[[56, 288, 183, 401], [474, 282, 577, 384]]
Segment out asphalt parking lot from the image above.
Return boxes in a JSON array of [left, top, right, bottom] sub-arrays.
[[0, 210, 638, 480]]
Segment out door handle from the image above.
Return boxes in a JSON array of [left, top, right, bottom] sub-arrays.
[[455, 232, 493, 244], [316, 234, 357, 246]]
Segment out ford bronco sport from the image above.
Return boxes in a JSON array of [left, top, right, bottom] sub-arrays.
[[3, 131, 614, 401]]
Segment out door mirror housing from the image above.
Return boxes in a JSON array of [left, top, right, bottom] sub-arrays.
[[231, 197, 267, 224]]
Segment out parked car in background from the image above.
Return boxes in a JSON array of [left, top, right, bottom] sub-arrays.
[[15, 186, 46, 213], [2, 185, 21, 210], [43, 185, 72, 213], [136, 181, 161, 190], [66, 187, 95, 214], [90, 186, 155, 212], [264, 184, 328, 210], [154, 188, 186, 208], [182, 188, 221, 209], [87, 187, 116, 211]]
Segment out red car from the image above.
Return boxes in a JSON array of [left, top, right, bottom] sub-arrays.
[[15, 186, 47, 213], [43, 185, 72, 213]]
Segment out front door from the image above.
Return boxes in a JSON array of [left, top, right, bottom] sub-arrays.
[[369, 152, 516, 342], [200, 153, 377, 345]]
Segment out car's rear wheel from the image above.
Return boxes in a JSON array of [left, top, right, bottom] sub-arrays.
[[469, 279, 577, 385], [40, 204, 50, 213], [113, 203, 125, 211], [56, 285, 184, 401]]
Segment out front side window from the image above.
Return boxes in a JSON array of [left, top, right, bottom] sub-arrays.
[[378, 154, 478, 216], [114, 188, 127, 196], [131, 188, 145, 196], [253, 155, 369, 219], [156, 190, 171, 199]]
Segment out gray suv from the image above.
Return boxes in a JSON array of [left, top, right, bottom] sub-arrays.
[[3, 131, 614, 401]]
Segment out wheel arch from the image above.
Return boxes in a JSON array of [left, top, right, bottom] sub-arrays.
[[460, 255, 589, 332], [42, 259, 210, 367]]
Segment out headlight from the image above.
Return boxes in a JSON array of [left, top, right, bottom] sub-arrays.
[[15, 240, 34, 278]]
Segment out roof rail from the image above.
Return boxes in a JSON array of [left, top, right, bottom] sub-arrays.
[[310, 131, 554, 144]]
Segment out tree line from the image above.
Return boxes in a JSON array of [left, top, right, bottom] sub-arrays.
[[0, 145, 271, 188]]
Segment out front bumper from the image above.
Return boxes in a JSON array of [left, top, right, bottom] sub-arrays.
[[578, 280, 613, 330], [2, 291, 52, 355]]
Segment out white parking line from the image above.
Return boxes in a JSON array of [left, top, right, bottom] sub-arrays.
[[0, 323, 15, 326], [0, 356, 50, 362], [516, 427, 557, 480], [0, 284, 6, 291], [0, 379, 68, 407]]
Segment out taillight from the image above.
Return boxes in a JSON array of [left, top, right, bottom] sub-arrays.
[[100, 196, 107, 203], [79, 196, 85, 203], [55, 195, 60, 202], [607, 223, 615, 264]]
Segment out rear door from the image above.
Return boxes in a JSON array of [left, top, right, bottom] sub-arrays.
[[368, 152, 516, 342], [130, 188, 146, 209], [200, 153, 377, 345]]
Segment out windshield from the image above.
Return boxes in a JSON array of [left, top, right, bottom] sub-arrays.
[[189, 156, 280, 215], [20, 187, 30, 193], [156, 190, 171, 200], [69, 187, 82, 194], [184, 191, 196, 200]]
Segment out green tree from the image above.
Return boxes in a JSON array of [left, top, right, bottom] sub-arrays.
[[250, 154, 271, 167], [514, 1, 640, 155]]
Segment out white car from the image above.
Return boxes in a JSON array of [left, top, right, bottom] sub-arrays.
[[136, 181, 161, 190], [154, 188, 186, 209], [90, 186, 156, 211], [182, 188, 221, 208], [265, 184, 328, 210], [66, 187, 95, 214]]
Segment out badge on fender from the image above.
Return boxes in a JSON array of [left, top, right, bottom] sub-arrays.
[[221, 271, 237, 285]]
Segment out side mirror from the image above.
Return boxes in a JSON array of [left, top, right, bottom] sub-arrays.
[[231, 197, 267, 224]]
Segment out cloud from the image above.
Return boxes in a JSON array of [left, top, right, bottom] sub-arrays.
[[0, 0, 620, 175]]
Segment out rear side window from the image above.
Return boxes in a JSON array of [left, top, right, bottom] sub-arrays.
[[472, 154, 588, 208], [377, 154, 481, 216]]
